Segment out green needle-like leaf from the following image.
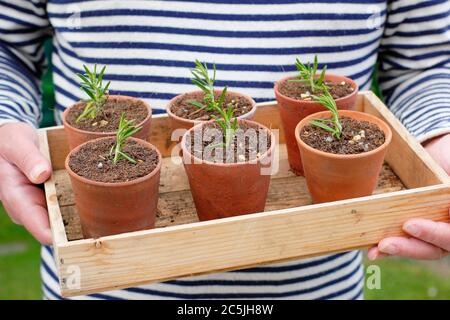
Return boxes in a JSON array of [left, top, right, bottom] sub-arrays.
[[190, 101, 206, 109], [118, 150, 137, 164], [290, 54, 328, 95], [309, 119, 335, 134], [318, 65, 327, 86], [111, 113, 142, 164], [76, 64, 111, 123], [310, 90, 343, 139]]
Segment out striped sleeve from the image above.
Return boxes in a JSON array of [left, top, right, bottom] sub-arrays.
[[378, 0, 450, 142], [0, 0, 51, 128]]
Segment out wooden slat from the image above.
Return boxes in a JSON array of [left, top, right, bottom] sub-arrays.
[[57, 184, 449, 296], [60, 206, 83, 241], [251, 102, 285, 142], [46, 127, 69, 171], [37, 130, 67, 245], [148, 114, 177, 158], [362, 91, 450, 187]]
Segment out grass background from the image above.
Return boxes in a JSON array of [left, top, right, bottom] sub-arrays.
[[0, 42, 449, 300]]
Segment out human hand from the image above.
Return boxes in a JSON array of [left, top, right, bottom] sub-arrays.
[[0, 122, 52, 244], [368, 133, 450, 260]]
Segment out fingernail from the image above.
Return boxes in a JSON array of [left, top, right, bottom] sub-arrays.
[[370, 251, 383, 261], [404, 223, 420, 237], [367, 252, 377, 261], [379, 243, 399, 255], [43, 228, 53, 245], [30, 165, 47, 182]]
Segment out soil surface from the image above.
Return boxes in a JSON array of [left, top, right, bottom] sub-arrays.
[[170, 91, 253, 121], [300, 116, 385, 154], [186, 121, 271, 163], [279, 78, 354, 101], [66, 96, 148, 132], [69, 138, 159, 183]]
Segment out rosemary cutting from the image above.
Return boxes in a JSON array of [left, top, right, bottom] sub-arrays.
[[75, 64, 111, 123], [289, 54, 327, 94], [310, 90, 343, 139], [110, 113, 142, 164]]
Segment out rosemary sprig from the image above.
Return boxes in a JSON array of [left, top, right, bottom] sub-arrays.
[[75, 64, 111, 123], [310, 90, 342, 139], [190, 60, 237, 146], [289, 54, 327, 94], [190, 60, 217, 112], [110, 113, 142, 164]]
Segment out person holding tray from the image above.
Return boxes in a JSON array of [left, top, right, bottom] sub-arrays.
[[0, 0, 448, 300]]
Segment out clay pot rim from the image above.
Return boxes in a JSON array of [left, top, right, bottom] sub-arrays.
[[295, 110, 392, 160], [62, 95, 152, 136], [180, 119, 275, 167], [274, 74, 359, 105], [165, 89, 257, 126], [65, 136, 162, 187]]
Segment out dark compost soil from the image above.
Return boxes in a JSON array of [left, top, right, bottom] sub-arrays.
[[186, 122, 271, 163], [69, 138, 159, 183], [66, 96, 148, 132], [171, 92, 253, 121], [300, 116, 385, 155], [279, 79, 354, 101]]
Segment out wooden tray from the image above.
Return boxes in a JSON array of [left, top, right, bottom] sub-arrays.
[[39, 91, 450, 297]]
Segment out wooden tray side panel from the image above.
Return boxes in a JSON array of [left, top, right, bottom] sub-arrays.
[[362, 91, 450, 187], [38, 130, 67, 251], [57, 185, 449, 297], [46, 127, 69, 170], [148, 115, 176, 158]]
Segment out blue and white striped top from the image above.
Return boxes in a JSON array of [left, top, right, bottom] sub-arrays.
[[1, 0, 449, 300]]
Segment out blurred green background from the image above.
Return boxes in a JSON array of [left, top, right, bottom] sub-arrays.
[[0, 42, 449, 300]]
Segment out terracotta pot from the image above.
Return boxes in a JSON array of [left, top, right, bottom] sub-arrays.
[[65, 137, 162, 238], [181, 119, 274, 221], [295, 110, 392, 204], [166, 90, 257, 134], [274, 74, 358, 176], [63, 95, 152, 150]]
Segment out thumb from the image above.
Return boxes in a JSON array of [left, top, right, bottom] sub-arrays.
[[0, 123, 51, 184]]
